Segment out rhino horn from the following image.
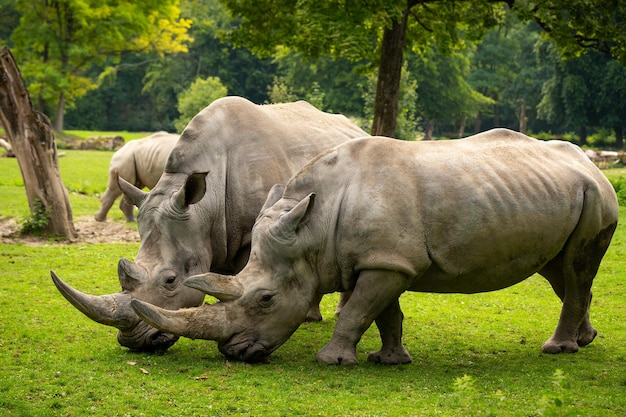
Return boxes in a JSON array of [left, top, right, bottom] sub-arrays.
[[185, 272, 243, 301], [51, 271, 137, 331], [118, 258, 146, 292], [271, 192, 316, 240], [117, 174, 148, 208], [131, 299, 229, 342]]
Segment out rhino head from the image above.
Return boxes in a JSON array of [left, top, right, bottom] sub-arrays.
[[52, 172, 212, 351], [130, 189, 321, 362]]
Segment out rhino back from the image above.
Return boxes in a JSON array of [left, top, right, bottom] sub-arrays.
[[284, 130, 617, 293], [131, 132, 180, 188]]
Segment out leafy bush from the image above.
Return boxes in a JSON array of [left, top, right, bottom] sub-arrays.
[[19, 198, 50, 235], [608, 176, 626, 206]]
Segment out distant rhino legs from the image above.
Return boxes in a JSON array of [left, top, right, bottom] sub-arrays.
[[95, 188, 122, 222], [316, 270, 409, 366], [367, 298, 412, 364], [305, 293, 324, 322], [120, 195, 136, 222]]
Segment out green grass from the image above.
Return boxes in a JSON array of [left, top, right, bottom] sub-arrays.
[[1, 145, 626, 416]]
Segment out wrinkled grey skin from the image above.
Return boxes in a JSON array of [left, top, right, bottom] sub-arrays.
[[53, 97, 366, 351], [131, 129, 619, 365], [95, 131, 180, 222]]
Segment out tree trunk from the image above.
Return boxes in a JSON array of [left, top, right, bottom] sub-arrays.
[[458, 116, 466, 138], [424, 120, 435, 140], [474, 111, 482, 133], [518, 99, 527, 134], [371, 4, 412, 137], [54, 91, 65, 132], [579, 125, 587, 146], [0, 47, 76, 240], [615, 126, 624, 150]]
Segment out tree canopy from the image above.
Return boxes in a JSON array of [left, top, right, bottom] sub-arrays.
[[9, 0, 192, 131]]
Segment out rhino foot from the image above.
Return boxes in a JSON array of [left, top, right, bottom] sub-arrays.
[[367, 347, 412, 365], [541, 338, 579, 354], [577, 324, 598, 347], [316, 344, 357, 366], [305, 307, 323, 322]]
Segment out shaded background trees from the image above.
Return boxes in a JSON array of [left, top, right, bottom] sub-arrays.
[[2, 0, 626, 147]]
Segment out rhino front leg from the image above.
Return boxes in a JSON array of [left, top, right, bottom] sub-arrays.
[[316, 270, 408, 366], [367, 298, 412, 364]]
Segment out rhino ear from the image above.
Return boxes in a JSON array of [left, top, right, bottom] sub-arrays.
[[173, 171, 208, 209], [260, 184, 285, 214], [118, 173, 148, 208], [271, 193, 315, 240]]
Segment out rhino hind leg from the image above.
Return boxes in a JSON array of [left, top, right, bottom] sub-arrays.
[[367, 298, 412, 365], [316, 270, 409, 366], [120, 194, 136, 222], [539, 212, 616, 354]]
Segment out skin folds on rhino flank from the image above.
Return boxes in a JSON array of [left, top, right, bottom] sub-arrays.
[[131, 129, 619, 365], [52, 96, 367, 351]]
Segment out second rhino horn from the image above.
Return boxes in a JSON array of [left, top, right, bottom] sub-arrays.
[[185, 273, 243, 301]]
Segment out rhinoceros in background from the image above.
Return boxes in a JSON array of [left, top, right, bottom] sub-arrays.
[[130, 129, 619, 365], [94, 131, 180, 222], [52, 96, 367, 351]]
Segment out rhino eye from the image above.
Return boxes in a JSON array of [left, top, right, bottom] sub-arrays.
[[259, 294, 274, 307], [165, 276, 176, 285]]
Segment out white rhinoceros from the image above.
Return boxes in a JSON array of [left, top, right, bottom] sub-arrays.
[[52, 96, 367, 351], [130, 129, 619, 365], [94, 131, 180, 222]]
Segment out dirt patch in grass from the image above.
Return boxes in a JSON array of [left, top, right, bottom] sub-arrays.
[[0, 216, 139, 245]]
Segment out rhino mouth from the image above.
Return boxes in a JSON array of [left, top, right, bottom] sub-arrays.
[[219, 338, 272, 363], [117, 321, 179, 352]]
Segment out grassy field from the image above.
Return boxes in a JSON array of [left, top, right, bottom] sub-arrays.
[[1, 148, 625, 416]]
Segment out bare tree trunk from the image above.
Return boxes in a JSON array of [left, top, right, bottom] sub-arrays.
[[458, 116, 466, 138], [424, 120, 435, 140], [371, 4, 413, 137], [54, 91, 65, 132], [518, 99, 527, 134], [0, 47, 76, 240], [474, 111, 482, 133], [614, 126, 624, 150], [579, 125, 587, 146]]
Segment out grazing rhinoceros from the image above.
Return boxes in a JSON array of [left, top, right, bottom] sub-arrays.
[[94, 131, 179, 222], [130, 129, 619, 365], [52, 96, 367, 351]]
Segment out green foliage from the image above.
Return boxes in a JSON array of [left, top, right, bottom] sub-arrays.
[[607, 176, 626, 206], [537, 369, 571, 417], [11, 0, 192, 130], [514, 0, 626, 66], [174, 76, 228, 131], [19, 198, 50, 236], [267, 76, 298, 104]]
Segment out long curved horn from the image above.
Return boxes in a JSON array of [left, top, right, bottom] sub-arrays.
[[117, 174, 148, 208], [185, 272, 243, 301], [51, 271, 137, 330], [131, 299, 229, 342]]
